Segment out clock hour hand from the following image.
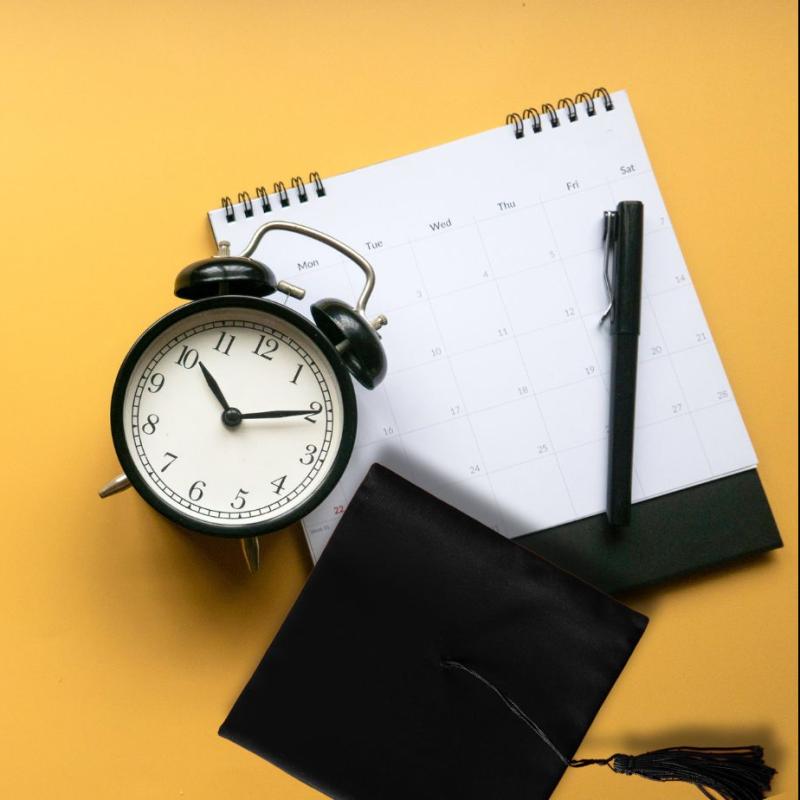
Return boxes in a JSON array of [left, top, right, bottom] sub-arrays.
[[198, 361, 231, 410], [239, 407, 322, 420]]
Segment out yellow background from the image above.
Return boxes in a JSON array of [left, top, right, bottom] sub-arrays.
[[1, 1, 796, 797]]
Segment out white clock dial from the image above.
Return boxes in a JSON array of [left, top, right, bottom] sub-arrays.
[[120, 304, 348, 528]]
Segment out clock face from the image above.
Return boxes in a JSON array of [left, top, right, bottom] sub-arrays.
[[111, 297, 356, 537]]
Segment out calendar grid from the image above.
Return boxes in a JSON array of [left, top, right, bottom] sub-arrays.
[[471, 217, 578, 524], [272, 239, 698, 342], [406, 237, 506, 531], [207, 90, 757, 559]]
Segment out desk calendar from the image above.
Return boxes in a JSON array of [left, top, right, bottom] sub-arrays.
[[208, 89, 757, 562]]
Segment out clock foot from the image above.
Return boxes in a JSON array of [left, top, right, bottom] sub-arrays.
[[98, 473, 131, 498], [241, 537, 261, 573]]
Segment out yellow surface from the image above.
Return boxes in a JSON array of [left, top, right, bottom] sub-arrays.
[[1, 1, 796, 797]]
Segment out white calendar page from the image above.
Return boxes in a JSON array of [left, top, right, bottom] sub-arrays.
[[208, 90, 757, 562]]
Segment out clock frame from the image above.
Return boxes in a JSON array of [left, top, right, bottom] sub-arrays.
[[110, 295, 358, 539]]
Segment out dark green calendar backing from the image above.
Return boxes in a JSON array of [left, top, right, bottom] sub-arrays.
[[516, 469, 782, 596]]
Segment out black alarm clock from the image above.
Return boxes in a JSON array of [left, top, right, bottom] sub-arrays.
[[99, 221, 387, 571]]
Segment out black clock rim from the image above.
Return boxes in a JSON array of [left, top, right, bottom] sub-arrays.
[[110, 295, 358, 539]]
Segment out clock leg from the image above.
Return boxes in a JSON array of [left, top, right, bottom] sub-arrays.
[[98, 473, 131, 498], [241, 537, 261, 573]]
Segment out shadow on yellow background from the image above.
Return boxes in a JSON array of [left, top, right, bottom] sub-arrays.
[[1, 1, 796, 797]]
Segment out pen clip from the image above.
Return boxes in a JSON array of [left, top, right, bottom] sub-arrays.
[[600, 210, 617, 325]]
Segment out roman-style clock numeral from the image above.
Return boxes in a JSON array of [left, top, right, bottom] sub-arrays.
[[175, 345, 199, 369], [290, 363, 303, 384], [213, 331, 236, 356], [270, 475, 287, 495], [253, 335, 279, 360]]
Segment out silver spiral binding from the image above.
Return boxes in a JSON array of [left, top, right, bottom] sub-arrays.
[[291, 176, 308, 203], [506, 113, 524, 139], [220, 170, 327, 223], [255, 186, 271, 213], [273, 181, 289, 208], [309, 171, 326, 197], [557, 97, 578, 122], [237, 191, 254, 218], [507, 86, 614, 138], [523, 107, 542, 133], [541, 102, 559, 128]]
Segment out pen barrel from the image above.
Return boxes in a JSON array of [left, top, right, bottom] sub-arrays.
[[610, 202, 644, 335], [608, 334, 639, 526]]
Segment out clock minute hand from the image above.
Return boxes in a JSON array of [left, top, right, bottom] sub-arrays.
[[198, 361, 231, 410], [239, 407, 322, 420]]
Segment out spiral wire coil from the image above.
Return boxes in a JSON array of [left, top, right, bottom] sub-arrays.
[[508, 86, 614, 138], [221, 171, 327, 223], [218, 88, 615, 222]]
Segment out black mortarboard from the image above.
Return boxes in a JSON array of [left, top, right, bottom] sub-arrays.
[[220, 465, 775, 800]]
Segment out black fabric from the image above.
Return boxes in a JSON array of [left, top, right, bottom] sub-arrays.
[[220, 464, 648, 800], [518, 469, 782, 595]]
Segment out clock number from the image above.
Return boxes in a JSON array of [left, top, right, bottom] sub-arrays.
[[270, 475, 287, 495], [299, 444, 318, 465], [142, 414, 159, 435], [188, 480, 206, 502], [253, 335, 279, 360], [305, 402, 323, 423], [213, 331, 236, 356], [290, 363, 303, 384], [231, 488, 249, 510], [161, 451, 178, 472], [175, 345, 199, 369], [147, 372, 165, 393]]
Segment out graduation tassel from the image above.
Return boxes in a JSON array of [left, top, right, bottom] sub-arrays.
[[571, 746, 776, 800], [442, 660, 777, 800]]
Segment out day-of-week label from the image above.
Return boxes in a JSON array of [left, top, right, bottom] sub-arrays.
[[297, 258, 319, 271], [620, 163, 636, 175], [365, 240, 383, 251], [428, 217, 452, 232], [497, 200, 516, 210]]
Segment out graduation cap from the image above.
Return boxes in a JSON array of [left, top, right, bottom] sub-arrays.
[[220, 464, 775, 800]]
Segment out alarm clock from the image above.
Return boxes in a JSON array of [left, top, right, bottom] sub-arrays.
[[99, 221, 388, 571]]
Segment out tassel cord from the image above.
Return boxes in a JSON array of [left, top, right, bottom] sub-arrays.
[[440, 659, 775, 800]]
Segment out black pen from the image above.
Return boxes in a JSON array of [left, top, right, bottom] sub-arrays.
[[602, 201, 644, 527]]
